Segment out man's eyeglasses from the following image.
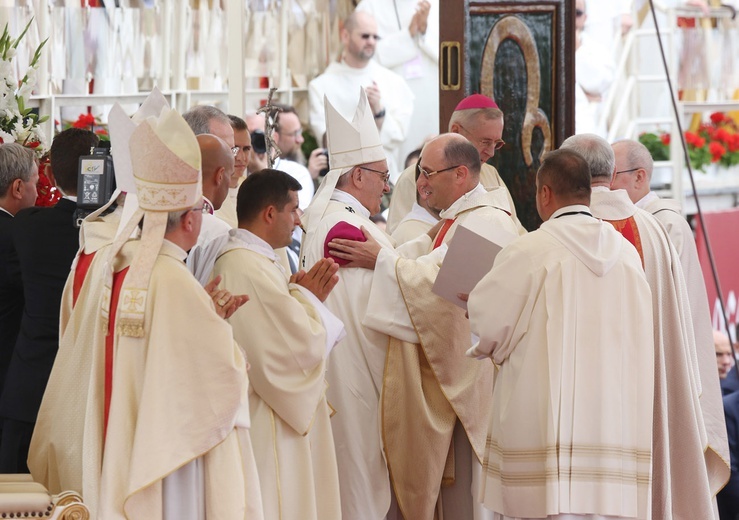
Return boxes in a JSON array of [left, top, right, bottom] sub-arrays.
[[418, 164, 461, 180], [615, 167, 642, 175], [191, 203, 209, 214], [576, 9, 585, 17], [457, 124, 505, 151], [360, 33, 381, 41], [230, 146, 240, 157], [360, 165, 391, 184]]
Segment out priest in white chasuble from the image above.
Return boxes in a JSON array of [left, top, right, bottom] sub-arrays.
[[300, 90, 396, 520], [562, 133, 723, 519], [212, 169, 344, 520], [33, 106, 264, 520], [467, 148, 654, 520], [611, 138, 730, 501], [327, 133, 518, 519]]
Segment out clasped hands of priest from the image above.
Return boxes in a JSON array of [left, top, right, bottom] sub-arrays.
[[290, 257, 340, 302]]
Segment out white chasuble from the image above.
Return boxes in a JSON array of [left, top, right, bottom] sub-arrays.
[[468, 209, 654, 519], [213, 230, 342, 520], [638, 193, 730, 498], [591, 188, 718, 519], [99, 241, 262, 520]]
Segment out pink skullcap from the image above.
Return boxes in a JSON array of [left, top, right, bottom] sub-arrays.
[[454, 94, 498, 111], [324, 221, 367, 266]]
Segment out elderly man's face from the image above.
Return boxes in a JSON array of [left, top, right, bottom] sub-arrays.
[[455, 116, 504, 164], [610, 144, 640, 199], [357, 159, 390, 215]]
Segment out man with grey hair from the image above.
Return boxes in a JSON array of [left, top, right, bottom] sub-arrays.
[[0, 143, 38, 444], [561, 133, 728, 520], [183, 105, 235, 150], [611, 139, 728, 514], [0, 143, 38, 218]]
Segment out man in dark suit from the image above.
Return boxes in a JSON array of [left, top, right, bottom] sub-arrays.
[[0, 129, 98, 472], [0, 144, 39, 425]]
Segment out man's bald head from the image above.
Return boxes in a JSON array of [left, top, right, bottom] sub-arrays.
[[197, 134, 235, 210]]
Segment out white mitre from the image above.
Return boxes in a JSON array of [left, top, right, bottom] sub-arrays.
[[101, 108, 202, 338], [301, 87, 385, 232], [106, 87, 170, 236], [74, 88, 169, 258]]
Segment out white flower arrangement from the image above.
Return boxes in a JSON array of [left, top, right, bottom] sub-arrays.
[[0, 19, 47, 155]]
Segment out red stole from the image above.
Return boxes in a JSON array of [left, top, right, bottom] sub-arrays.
[[73, 252, 96, 306], [606, 217, 645, 267], [433, 219, 456, 249], [104, 266, 130, 441]]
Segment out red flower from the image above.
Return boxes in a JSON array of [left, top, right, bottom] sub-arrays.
[[72, 113, 96, 128], [660, 133, 671, 146], [709, 141, 726, 162], [26, 141, 40, 149], [714, 127, 731, 144], [710, 112, 725, 125], [685, 131, 699, 146], [730, 134, 739, 153]]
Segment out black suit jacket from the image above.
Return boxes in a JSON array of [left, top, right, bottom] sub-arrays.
[[0, 211, 23, 397], [0, 199, 80, 423], [719, 391, 739, 519], [723, 368, 739, 397]]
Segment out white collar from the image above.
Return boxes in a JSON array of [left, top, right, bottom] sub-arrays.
[[331, 189, 371, 219], [230, 228, 285, 273], [635, 191, 658, 209], [439, 183, 486, 219], [591, 185, 610, 193], [0, 206, 13, 217]]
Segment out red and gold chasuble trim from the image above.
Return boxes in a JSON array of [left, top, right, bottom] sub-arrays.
[[73, 252, 96, 306], [606, 217, 645, 268]]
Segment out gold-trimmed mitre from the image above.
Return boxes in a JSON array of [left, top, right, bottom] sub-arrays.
[[101, 108, 202, 338]]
